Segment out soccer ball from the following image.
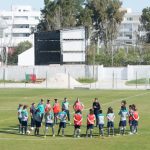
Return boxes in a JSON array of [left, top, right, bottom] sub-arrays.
[[26, 130, 31, 135], [30, 127, 34, 131]]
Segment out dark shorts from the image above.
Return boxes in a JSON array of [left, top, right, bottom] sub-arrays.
[[41, 113, 44, 122], [87, 124, 94, 129], [35, 120, 41, 128], [54, 113, 59, 117], [21, 121, 27, 127], [18, 118, 22, 124], [107, 121, 114, 128], [99, 124, 104, 129], [129, 120, 133, 126], [119, 120, 121, 127], [132, 120, 138, 126], [94, 112, 98, 117], [45, 123, 54, 128], [31, 118, 35, 127], [74, 125, 81, 129], [59, 122, 66, 128], [120, 120, 126, 127]]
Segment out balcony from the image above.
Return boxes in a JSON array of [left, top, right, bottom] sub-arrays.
[[12, 28, 30, 34]]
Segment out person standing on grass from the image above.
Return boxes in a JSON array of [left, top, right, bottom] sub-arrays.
[[119, 100, 127, 128], [73, 110, 82, 138], [17, 104, 23, 133], [128, 105, 134, 134], [30, 103, 36, 131], [37, 99, 45, 122], [44, 108, 55, 137], [45, 99, 51, 113], [97, 110, 105, 137], [21, 105, 28, 134], [73, 98, 84, 113], [132, 104, 139, 134], [93, 98, 101, 127], [62, 97, 71, 124], [118, 105, 128, 135], [86, 109, 95, 138], [34, 108, 42, 136], [107, 107, 115, 136], [57, 108, 67, 137], [53, 99, 61, 124]]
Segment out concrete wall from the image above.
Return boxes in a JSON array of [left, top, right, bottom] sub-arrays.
[[0, 65, 150, 81], [98, 67, 127, 80], [127, 65, 150, 80], [18, 47, 35, 66]]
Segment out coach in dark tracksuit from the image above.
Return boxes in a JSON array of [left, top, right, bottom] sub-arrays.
[[93, 98, 101, 127]]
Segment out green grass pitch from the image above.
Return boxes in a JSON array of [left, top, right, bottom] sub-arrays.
[[0, 89, 149, 150]]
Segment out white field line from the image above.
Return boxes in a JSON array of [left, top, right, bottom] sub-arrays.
[[102, 91, 150, 106], [71, 91, 150, 114], [0, 136, 86, 141], [0, 91, 150, 121], [0, 118, 15, 122], [0, 109, 16, 111], [0, 92, 149, 141], [0, 132, 150, 141]]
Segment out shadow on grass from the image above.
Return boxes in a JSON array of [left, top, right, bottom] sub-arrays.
[[0, 125, 130, 137]]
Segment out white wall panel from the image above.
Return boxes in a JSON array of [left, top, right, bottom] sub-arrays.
[[61, 28, 85, 39], [63, 53, 85, 62], [62, 41, 85, 51]]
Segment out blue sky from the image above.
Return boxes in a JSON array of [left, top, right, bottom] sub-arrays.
[[121, 0, 150, 12], [0, 0, 149, 12]]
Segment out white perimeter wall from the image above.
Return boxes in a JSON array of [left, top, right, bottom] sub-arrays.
[[0, 65, 150, 81]]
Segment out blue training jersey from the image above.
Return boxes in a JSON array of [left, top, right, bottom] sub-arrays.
[[21, 109, 28, 121], [58, 111, 67, 122], [36, 104, 44, 114], [62, 101, 69, 110], [118, 109, 128, 121], [97, 113, 105, 124]]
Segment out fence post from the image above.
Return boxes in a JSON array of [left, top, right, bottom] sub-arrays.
[[25, 72, 26, 88], [68, 73, 70, 89], [3, 68, 5, 87], [145, 74, 148, 89], [116, 73, 117, 89], [112, 71, 115, 89], [149, 72, 150, 88], [136, 72, 137, 89], [46, 71, 48, 88]]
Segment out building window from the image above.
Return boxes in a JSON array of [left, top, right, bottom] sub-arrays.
[[14, 16, 28, 20], [35, 17, 39, 20], [127, 17, 133, 21], [125, 33, 132, 39], [119, 32, 123, 37], [13, 24, 29, 28], [12, 33, 30, 37], [3, 16, 12, 20]]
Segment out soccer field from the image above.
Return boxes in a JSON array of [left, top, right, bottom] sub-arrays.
[[0, 89, 149, 150]]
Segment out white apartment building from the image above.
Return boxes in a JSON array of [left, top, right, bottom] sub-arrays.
[[0, 5, 41, 47], [116, 8, 141, 45]]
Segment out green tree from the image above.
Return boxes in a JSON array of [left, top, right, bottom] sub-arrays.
[[142, 44, 150, 64], [141, 7, 150, 43], [38, 0, 83, 31], [113, 48, 127, 66], [7, 41, 32, 65], [86, 0, 124, 49]]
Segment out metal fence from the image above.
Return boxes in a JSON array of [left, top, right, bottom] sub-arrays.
[[0, 65, 150, 89]]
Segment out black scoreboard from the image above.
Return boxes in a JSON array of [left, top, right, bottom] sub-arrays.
[[34, 31, 62, 65]]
